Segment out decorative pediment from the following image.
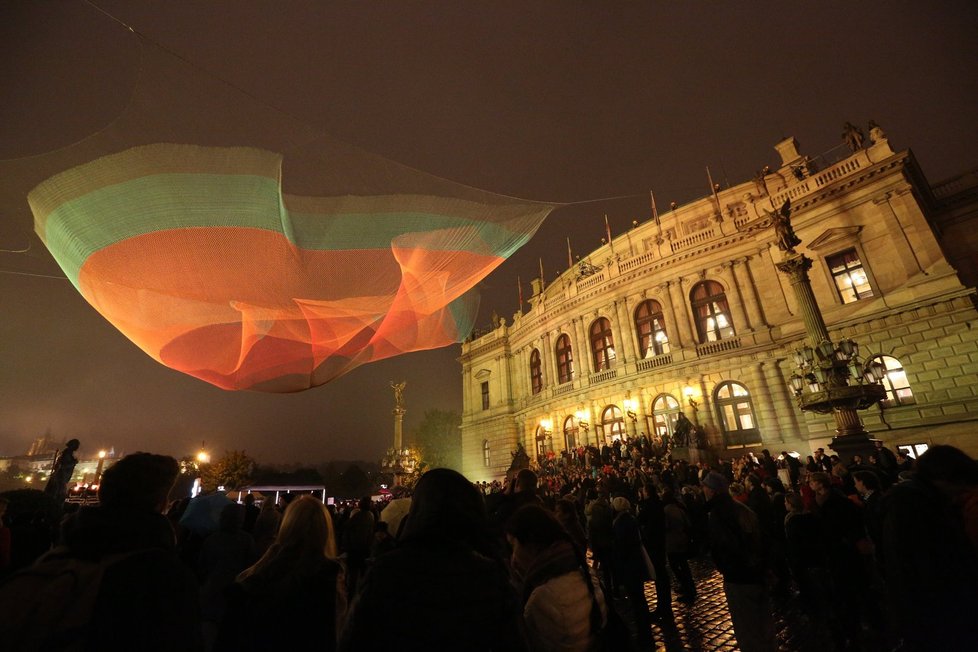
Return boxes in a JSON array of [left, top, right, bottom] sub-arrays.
[[474, 368, 492, 380], [806, 226, 863, 251]]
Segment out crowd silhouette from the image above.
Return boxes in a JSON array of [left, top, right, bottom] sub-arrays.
[[0, 437, 977, 652]]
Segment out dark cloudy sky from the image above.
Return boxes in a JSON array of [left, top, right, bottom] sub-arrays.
[[1, 1, 976, 464]]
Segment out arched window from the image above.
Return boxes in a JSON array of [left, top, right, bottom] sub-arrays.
[[590, 317, 617, 372], [482, 440, 491, 467], [714, 381, 761, 447], [635, 300, 670, 357], [535, 425, 553, 458], [563, 415, 579, 451], [600, 405, 625, 444], [651, 393, 682, 439], [690, 281, 735, 343], [529, 349, 543, 395], [555, 334, 574, 384], [871, 355, 915, 407]]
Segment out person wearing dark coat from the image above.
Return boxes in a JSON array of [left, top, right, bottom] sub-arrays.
[[880, 446, 978, 651], [16, 453, 203, 652], [339, 469, 529, 652], [701, 472, 774, 652], [611, 496, 655, 648], [635, 484, 673, 621]]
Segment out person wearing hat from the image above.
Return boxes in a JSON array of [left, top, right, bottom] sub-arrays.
[[701, 471, 775, 652]]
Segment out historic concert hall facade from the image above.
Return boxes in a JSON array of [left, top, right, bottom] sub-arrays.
[[459, 127, 978, 481]]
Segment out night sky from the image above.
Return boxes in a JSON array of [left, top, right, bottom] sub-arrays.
[[1, 1, 976, 464]]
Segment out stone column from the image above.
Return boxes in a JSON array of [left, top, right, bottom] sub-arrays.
[[763, 358, 802, 441], [749, 361, 780, 443], [668, 279, 696, 347], [614, 298, 638, 363], [718, 263, 751, 334], [393, 406, 405, 451], [609, 301, 632, 364], [577, 316, 595, 375], [541, 332, 554, 388], [739, 255, 769, 328]]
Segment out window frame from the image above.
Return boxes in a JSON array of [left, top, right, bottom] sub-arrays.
[[482, 440, 491, 467], [529, 348, 543, 395], [563, 415, 578, 451], [555, 334, 574, 384], [690, 281, 736, 343], [651, 393, 682, 439], [871, 354, 915, 407], [634, 299, 670, 357], [589, 317, 617, 372], [480, 381, 490, 410], [826, 247, 875, 304], [599, 405, 626, 444], [713, 380, 761, 448]]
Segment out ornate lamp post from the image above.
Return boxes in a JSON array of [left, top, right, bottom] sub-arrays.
[[623, 398, 638, 438], [770, 200, 886, 461], [575, 409, 590, 446]]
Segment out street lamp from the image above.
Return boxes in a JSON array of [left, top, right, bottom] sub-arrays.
[[772, 200, 885, 461], [575, 409, 590, 445], [682, 386, 699, 409], [94, 450, 107, 485], [623, 398, 638, 422]]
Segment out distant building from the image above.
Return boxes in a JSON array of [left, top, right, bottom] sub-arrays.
[[459, 128, 978, 481]]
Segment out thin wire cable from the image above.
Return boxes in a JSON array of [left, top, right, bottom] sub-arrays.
[[79, 1, 647, 210], [0, 268, 69, 280]]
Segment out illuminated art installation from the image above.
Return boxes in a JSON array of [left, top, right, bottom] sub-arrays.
[[29, 144, 553, 391]]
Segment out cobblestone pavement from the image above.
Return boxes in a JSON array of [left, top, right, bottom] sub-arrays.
[[614, 557, 834, 652]]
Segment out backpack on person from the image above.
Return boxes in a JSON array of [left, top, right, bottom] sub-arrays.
[[0, 546, 138, 651]]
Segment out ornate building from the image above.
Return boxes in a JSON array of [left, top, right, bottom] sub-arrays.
[[459, 127, 978, 481]]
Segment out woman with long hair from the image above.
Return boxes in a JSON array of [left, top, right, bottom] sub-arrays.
[[215, 495, 346, 651]]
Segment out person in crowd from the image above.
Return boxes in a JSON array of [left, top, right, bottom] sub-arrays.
[[660, 487, 696, 603], [198, 503, 256, 648], [585, 489, 615, 595], [554, 497, 587, 555], [250, 497, 281, 556], [342, 496, 375, 596], [217, 495, 345, 652], [178, 480, 233, 568], [611, 496, 655, 647], [488, 468, 544, 529], [894, 450, 914, 473], [880, 445, 978, 650], [506, 504, 607, 652], [852, 471, 883, 550], [340, 468, 528, 651], [371, 520, 396, 559], [379, 486, 412, 539], [808, 471, 868, 649], [2, 452, 203, 651], [44, 438, 80, 505], [635, 483, 673, 622], [241, 493, 260, 534], [701, 471, 774, 652]]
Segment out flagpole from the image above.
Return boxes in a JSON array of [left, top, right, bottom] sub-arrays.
[[566, 237, 574, 269], [539, 258, 545, 290], [707, 166, 722, 216], [604, 214, 614, 253], [518, 275, 523, 313]]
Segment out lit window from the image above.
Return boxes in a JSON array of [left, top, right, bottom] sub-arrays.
[[563, 415, 579, 450], [482, 440, 491, 467], [690, 281, 735, 343], [651, 394, 682, 438], [871, 354, 915, 406], [536, 425, 553, 457], [635, 300, 670, 357], [590, 318, 617, 371], [481, 381, 489, 410], [827, 249, 873, 304], [714, 381, 761, 447], [599, 405, 625, 444], [529, 349, 543, 395], [555, 334, 574, 384]]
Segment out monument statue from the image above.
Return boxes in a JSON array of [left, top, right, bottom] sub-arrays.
[[391, 381, 406, 409], [768, 199, 800, 253], [44, 438, 80, 504], [842, 121, 865, 152], [673, 414, 693, 447]]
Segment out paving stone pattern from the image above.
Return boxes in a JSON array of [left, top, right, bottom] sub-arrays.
[[615, 557, 831, 652]]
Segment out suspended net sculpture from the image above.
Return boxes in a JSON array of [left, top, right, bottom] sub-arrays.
[[4, 29, 555, 392]]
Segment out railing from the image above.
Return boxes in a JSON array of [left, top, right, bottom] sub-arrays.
[[734, 216, 752, 230], [669, 228, 716, 254], [552, 381, 575, 397], [932, 169, 978, 199], [771, 156, 864, 207], [696, 337, 741, 357], [618, 251, 655, 273], [636, 353, 673, 371], [589, 368, 617, 384], [576, 271, 606, 292]]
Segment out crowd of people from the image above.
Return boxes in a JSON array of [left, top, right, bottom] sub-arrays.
[[0, 435, 976, 651]]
